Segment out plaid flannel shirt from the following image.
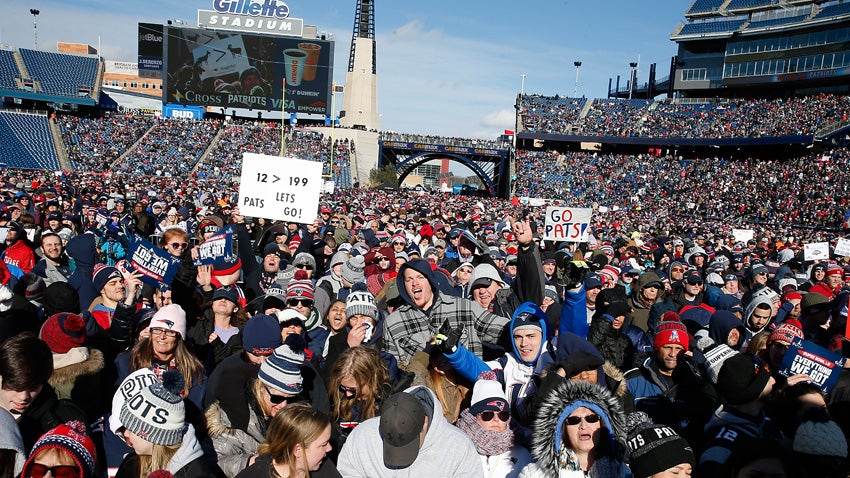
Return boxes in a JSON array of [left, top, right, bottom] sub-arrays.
[[381, 292, 509, 364]]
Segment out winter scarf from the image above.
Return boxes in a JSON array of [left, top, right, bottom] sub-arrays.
[[455, 408, 514, 457]]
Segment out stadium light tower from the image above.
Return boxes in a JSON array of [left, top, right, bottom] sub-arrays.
[[30, 9, 40, 49], [573, 61, 582, 98], [628, 61, 638, 100]]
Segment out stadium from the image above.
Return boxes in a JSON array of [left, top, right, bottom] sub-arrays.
[[0, 0, 848, 232], [3, 3, 850, 478]]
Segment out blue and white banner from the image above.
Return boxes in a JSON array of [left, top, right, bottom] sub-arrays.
[[779, 337, 846, 393], [193, 226, 238, 266], [126, 236, 182, 290]]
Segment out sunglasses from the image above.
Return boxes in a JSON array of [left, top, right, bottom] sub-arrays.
[[479, 411, 510, 422], [287, 298, 313, 307], [265, 386, 293, 405], [150, 327, 179, 338], [169, 242, 188, 249], [330, 220, 339, 225], [671, 267, 685, 272], [566, 414, 601, 426], [296, 264, 314, 271], [29, 464, 80, 478], [688, 281, 704, 286], [339, 384, 358, 398]]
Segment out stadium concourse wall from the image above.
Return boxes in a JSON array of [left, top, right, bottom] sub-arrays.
[[307, 127, 377, 187]]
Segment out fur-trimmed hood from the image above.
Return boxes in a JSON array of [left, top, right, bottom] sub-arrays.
[[47, 348, 104, 387], [529, 379, 627, 475], [602, 361, 628, 398]]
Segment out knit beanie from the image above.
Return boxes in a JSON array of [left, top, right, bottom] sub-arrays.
[[801, 292, 830, 313], [147, 304, 187, 340], [258, 335, 306, 395], [346, 286, 378, 320], [242, 314, 283, 356], [468, 379, 509, 416], [119, 370, 185, 446], [292, 252, 316, 270], [40, 313, 86, 354], [626, 412, 695, 478], [109, 368, 160, 434], [366, 271, 396, 296], [702, 343, 739, 384], [22, 421, 97, 478], [767, 319, 804, 347], [716, 353, 772, 405], [92, 263, 122, 292], [793, 420, 848, 458], [42, 282, 81, 316], [653, 316, 689, 352], [285, 270, 315, 301], [330, 251, 349, 269], [341, 255, 366, 284]]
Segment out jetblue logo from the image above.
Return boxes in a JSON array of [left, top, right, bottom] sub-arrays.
[[213, 0, 290, 18]]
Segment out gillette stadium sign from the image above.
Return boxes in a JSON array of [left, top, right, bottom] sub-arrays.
[[199, 0, 304, 37]]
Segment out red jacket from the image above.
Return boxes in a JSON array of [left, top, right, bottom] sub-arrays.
[[3, 240, 35, 273]]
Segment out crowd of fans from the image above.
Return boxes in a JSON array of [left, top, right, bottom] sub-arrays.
[[0, 162, 849, 478], [514, 147, 850, 234], [518, 94, 586, 134], [115, 117, 222, 177], [57, 115, 154, 172], [380, 132, 508, 149], [519, 93, 850, 138]]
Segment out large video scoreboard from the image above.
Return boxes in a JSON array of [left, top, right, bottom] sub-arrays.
[[138, 1, 334, 115]]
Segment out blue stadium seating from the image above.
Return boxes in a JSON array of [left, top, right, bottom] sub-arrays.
[[19, 49, 98, 97], [0, 111, 60, 170], [727, 0, 781, 11], [686, 0, 726, 15], [0, 50, 21, 90], [813, 2, 850, 19], [678, 19, 747, 35], [746, 14, 810, 29]]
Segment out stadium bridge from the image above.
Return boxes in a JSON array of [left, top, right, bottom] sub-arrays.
[[378, 140, 513, 198]]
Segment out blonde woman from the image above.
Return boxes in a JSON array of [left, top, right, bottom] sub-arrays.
[[235, 402, 339, 478]]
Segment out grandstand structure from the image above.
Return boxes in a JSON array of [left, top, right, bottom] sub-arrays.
[[671, 0, 850, 97], [0, 46, 102, 107]]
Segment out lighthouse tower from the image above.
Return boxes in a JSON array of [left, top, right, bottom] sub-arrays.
[[340, 0, 379, 131]]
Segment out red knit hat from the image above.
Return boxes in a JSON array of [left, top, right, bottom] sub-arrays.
[[40, 313, 86, 354], [767, 319, 804, 347], [286, 270, 315, 301], [654, 316, 689, 352], [22, 421, 96, 478]]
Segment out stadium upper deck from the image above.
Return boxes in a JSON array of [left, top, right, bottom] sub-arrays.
[[671, 0, 850, 97]]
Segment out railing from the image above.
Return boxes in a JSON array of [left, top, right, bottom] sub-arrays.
[[815, 118, 850, 139]]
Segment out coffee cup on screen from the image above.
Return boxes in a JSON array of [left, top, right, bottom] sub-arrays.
[[297, 43, 322, 81], [283, 49, 307, 87]]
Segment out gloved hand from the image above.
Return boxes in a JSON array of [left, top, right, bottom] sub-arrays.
[[557, 252, 589, 289], [672, 351, 701, 384], [434, 319, 463, 354]]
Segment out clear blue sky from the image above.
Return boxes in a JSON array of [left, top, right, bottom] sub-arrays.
[[2, 0, 687, 139]]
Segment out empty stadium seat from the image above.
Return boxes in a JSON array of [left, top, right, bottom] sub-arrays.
[[0, 111, 60, 170], [19, 49, 98, 97]]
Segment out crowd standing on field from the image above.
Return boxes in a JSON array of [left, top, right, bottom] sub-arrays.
[[1, 130, 850, 478]]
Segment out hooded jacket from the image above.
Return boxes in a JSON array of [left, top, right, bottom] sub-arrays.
[[382, 259, 509, 364], [444, 303, 555, 426], [0, 408, 25, 476], [337, 385, 483, 477], [707, 310, 746, 350], [743, 295, 775, 342], [115, 424, 224, 478], [66, 234, 98, 313], [519, 380, 628, 478], [628, 271, 664, 332]]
